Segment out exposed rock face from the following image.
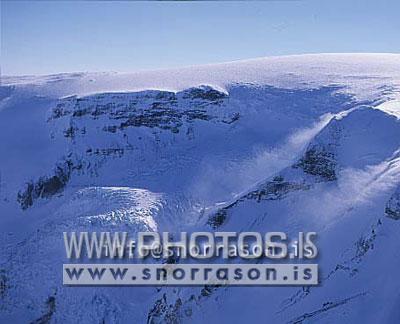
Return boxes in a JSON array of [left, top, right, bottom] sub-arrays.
[[294, 145, 337, 181], [48, 86, 229, 136], [243, 175, 310, 202], [207, 209, 228, 229], [385, 187, 400, 220], [207, 175, 310, 229], [147, 284, 221, 324], [17, 86, 232, 210], [147, 294, 187, 324], [0, 269, 7, 300], [288, 292, 367, 324], [17, 158, 83, 209], [182, 87, 227, 101]]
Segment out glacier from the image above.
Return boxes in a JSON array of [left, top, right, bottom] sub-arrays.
[[1, 53, 400, 323]]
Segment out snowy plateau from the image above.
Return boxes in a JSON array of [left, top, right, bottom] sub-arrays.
[[1, 53, 400, 323]]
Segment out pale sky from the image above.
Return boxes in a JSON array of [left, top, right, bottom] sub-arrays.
[[1, 0, 399, 75]]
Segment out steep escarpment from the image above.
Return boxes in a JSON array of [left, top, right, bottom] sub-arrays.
[[14, 84, 356, 210], [207, 106, 400, 231], [48, 86, 229, 135]]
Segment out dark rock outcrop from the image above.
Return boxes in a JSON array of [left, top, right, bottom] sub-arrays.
[[0, 269, 7, 300], [31, 295, 56, 324], [385, 187, 400, 220], [17, 158, 83, 210], [207, 175, 310, 229], [294, 145, 337, 181], [243, 175, 310, 202], [48, 86, 231, 136]]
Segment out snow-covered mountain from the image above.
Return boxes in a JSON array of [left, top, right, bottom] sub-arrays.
[[1, 54, 400, 323]]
